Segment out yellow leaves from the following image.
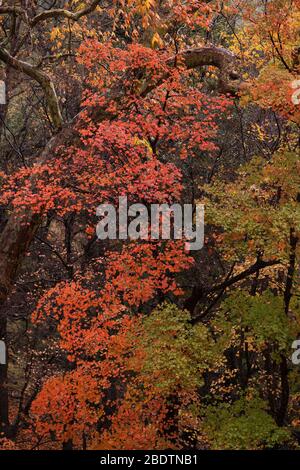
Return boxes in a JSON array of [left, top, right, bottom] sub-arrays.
[[151, 32, 164, 49], [49, 25, 69, 49], [129, 0, 157, 27], [75, 2, 87, 11], [239, 89, 252, 108], [133, 136, 153, 155], [135, 0, 156, 15], [244, 335, 258, 353], [49, 20, 91, 52], [50, 27, 62, 42], [251, 123, 266, 142]]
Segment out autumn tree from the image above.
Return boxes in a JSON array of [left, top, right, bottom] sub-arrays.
[[0, 0, 299, 451]]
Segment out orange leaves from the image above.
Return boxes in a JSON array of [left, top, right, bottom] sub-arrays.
[[26, 12, 232, 449], [95, 387, 171, 450], [32, 281, 111, 361], [248, 66, 300, 124], [31, 368, 100, 447], [170, 0, 212, 29], [30, 239, 194, 447], [0, 163, 79, 217], [31, 308, 147, 448], [0, 438, 18, 450], [102, 241, 193, 308]]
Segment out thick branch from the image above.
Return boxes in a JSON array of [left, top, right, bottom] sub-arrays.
[[179, 46, 240, 93], [140, 46, 241, 96], [30, 1, 102, 27], [185, 258, 281, 322], [0, 2, 102, 27], [0, 47, 63, 129], [209, 258, 280, 294], [284, 227, 298, 315], [0, 6, 25, 16], [177, 46, 236, 70]]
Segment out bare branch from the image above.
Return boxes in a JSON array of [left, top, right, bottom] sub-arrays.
[[30, 0, 102, 27], [0, 47, 63, 129], [0, 2, 102, 26], [185, 258, 281, 320], [0, 6, 25, 17], [0, 1, 104, 129]]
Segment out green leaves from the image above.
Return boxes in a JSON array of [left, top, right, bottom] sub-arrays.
[[218, 290, 293, 352], [202, 150, 300, 261], [202, 396, 291, 450], [140, 302, 216, 392]]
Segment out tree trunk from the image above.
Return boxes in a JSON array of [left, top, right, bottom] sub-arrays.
[[277, 227, 298, 426]]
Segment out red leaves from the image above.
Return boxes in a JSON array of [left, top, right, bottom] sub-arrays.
[[31, 368, 100, 447], [102, 241, 194, 308], [1, 39, 230, 219], [0, 164, 78, 217], [26, 32, 229, 449]]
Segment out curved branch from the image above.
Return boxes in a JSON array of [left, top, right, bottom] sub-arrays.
[[0, 47, 63, 129], [140, 46, 241, 97], [0, 1, 103, 130], [0, 6, 25, 17], [178, 45, 241, 93], [185, 258, 281, 320], [177, 46, 236, 69], [30, 0, 102, 27], [0, 2, 102, 26]]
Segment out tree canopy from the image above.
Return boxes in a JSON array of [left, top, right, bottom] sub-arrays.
[[0, 0, 299, 451]]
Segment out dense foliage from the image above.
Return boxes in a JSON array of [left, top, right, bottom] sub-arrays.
[[0, 0, 299, 450]]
